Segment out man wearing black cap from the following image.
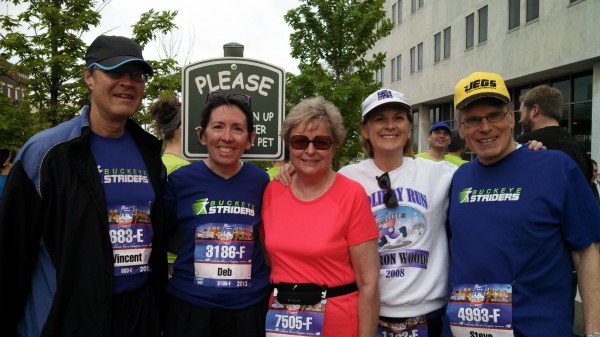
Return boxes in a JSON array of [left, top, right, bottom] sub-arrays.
[[0, 35, 166, 337], [443, 72, 600, 337]]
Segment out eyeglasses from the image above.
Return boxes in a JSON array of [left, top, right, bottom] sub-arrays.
[[376, 172, 399, 208], [289, 135, 333, 150], [94, 67, 148, 83], [206, 91, 252, 109], [461, 109, 508, 128]]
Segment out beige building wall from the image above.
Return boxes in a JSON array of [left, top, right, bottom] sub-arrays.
[[372, 0, 600, 156]]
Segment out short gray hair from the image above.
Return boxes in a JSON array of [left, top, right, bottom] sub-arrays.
[[281, 97, 346, 148]]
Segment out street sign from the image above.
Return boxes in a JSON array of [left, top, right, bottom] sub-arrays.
[[182, 57, 285, 160]]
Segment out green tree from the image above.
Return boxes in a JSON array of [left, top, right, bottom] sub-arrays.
[[0, 1, 179, 143], [284, 0, 392, 168]]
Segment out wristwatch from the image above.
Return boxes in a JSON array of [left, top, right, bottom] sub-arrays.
[[585, 333, 600, 337]]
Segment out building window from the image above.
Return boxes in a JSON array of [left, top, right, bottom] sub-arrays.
[[375, 68, 384, 83], [466, 13, 474, 49], [411, 0, 416, 13], [410, 47, 416, 74], [419, 0, 424, 8], [478, 6, 488, 43], [417, 43, 423, 70], [509, 0, 520, 30], [398, 0, 402, 24], [526, 0, 539, 22], [396, 55, 402, 80], [443, 27, 451, 59], [392, 3, 397, 25], [434, 33, 441, 63]]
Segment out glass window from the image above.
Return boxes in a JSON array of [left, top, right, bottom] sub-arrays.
[[552, 78, 570, 103], [410, 47, 416, 74], [411, 0, 416, 13], [573, 74, 592, 102], [396, 55, 402, 80], [398, 0, 402, 23], [392, 3, 397, 25], [434, 33, 441, 63], [466, 13, 475, 49], [573, 102, 592, 152], [478, 6, 488, 43], [526, 0, 539, 22], [417, 43, 423, 70], [509, 0, 520, 30], [391, 59, 396, 82], [419, 0, 424, 8], [444, 27, 451, 59]]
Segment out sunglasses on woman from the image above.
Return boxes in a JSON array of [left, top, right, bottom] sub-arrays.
[[206, 91, 252, 109], [289, 135, 333, 150], [376, 172, 399, 208]]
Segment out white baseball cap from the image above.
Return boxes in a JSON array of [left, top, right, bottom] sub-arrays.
[[361, 89, 412, 121]]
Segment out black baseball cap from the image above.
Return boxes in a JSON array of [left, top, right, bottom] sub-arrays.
[[84, 35, 153, 76]]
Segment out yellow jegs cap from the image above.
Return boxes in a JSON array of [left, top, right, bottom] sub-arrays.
[[454, 72, 510, 110]]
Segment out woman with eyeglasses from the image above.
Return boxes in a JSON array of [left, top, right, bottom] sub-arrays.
[[261, 97, 380, 337], [163, 91, 271, 337], [275, 89, 457, 337]]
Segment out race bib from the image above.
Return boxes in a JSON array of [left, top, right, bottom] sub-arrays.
[[194, 222, 254, 288], [446, 283, 514, 337], [377, 316, 427, 337], [109, 204, 153, 276], [266, 289, 326, 337]]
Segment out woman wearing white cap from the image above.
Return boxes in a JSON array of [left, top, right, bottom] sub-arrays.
[[276, 88, 457, 337]]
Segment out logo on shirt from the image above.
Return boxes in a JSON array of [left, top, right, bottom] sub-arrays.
[[192, 198, 256, 216], [459, 187, 521, 203], [98, 165, 149, 184]]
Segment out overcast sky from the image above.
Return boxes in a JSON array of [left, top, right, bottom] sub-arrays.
[[5, 0, 302, 74]]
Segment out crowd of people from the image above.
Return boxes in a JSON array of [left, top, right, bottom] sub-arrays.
[[0, 34, 598, 337]]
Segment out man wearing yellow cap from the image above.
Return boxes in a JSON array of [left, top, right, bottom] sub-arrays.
[[443, 72, 600, 337]]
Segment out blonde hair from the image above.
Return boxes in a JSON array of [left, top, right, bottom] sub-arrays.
[[281, 97, 346, 147]]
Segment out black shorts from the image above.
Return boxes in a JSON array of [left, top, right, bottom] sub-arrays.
[[111, 282, 161, 337], [166, 293, 269, 337]]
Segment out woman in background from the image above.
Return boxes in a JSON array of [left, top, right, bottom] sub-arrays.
[[150, 97, 190, 277]]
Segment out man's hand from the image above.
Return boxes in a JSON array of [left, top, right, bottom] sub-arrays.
[[527, 140, 546, 151]]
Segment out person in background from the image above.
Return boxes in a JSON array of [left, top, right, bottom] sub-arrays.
[[262, 97, 380, 337], [150, 97, 190, 175], [445, 130, 468, 166], [0, 35, 166, 337], [517, 84, 593, 185], [444, 71, 600, 337], [150, 97, 190, 277], [415, 122, 452, 163], [592, 159, 599, 202], [163, 91, 270, 337], [0, 149, 16, 202]]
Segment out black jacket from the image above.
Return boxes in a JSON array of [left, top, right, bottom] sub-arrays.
[[0, 106, 167, 336]]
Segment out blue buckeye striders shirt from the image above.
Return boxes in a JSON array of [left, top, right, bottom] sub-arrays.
[[90, 131, 155, 294]]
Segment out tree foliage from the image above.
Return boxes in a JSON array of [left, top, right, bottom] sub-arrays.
[[284, 0, 392, 168], [0, 0, 180, 149]]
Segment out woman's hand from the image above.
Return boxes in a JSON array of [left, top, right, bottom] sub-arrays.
[[273, 163, 295, 186]]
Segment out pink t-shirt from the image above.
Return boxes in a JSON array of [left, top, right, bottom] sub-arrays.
[[261, 174, 378, 337]]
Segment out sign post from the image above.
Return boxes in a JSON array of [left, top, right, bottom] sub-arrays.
[[182, 57, 285, 161]]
